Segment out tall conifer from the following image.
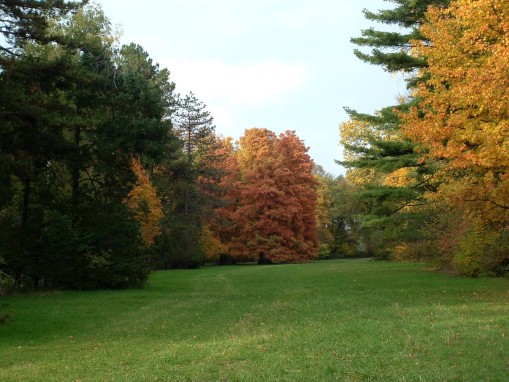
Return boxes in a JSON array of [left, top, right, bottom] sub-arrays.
[[340, 0, 449, 258]]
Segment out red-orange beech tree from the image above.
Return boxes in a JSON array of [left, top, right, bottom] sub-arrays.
[[227, 128, 318, 263]]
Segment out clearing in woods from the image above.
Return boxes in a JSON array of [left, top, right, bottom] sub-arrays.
[[0, 260, 508, 381]]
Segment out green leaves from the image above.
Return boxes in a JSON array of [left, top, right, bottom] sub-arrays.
[[0, 3, 175, 289], [340, 1, 449, 260]]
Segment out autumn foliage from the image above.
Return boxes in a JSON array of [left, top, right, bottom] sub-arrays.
[[208, 128, 319, 264], [199, 137, 240, 262], [125, 158, 164, 247], [404, 0, 509, 178], [400, 0, 509, 274]]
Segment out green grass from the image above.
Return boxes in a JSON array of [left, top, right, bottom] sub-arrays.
[[0, 260, 508, 381]]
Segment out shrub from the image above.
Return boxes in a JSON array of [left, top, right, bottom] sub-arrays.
[[454, 221, 509, 277]]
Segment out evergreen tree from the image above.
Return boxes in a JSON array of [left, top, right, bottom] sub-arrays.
[[339, 0, 449, 259], [0, 3, 176, 289], [157, 92, 217, 268], [0, 0, 85, 61], [173, 92, 215, 159], [351, 0, 449, 74]]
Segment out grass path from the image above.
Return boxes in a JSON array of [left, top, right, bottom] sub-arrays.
[[1, 260, 508, 381]]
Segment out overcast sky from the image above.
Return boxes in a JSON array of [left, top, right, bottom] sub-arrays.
[[98, 0, 407, 176]]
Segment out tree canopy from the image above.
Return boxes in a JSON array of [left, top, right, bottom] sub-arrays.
[[2, 0, 507, 292], [399, 0, 509, 275], [339, 0, 509, 276]]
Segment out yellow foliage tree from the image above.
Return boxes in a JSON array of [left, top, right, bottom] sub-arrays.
[[402, 0, 509, 224], [383, 167, 416, 188], [125, 158, 164, 247], [201, 224, 228, 262], [314, 174, 335, 258]]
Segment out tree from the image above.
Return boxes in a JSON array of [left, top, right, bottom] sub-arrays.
[[276, 130, 319, 261], [197, 137, 241, 264], [105, 43, 174, 166], [173, 92, 215, 159], [155, 92, 217, 268], [313, 166, 335, 258], [124, 158, 164, 248], [339, 0, 449, 259], [351, 0, 449, 74], [0, 3, 108, 288], [0, 3, 176, 288], [227, 128, 318, 264], [401, 0, 509, 275], [311, 169, 365, 259], [0, 0, 85, 62]]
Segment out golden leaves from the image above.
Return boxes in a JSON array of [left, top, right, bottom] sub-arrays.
[[124, 158, 164, 247], [383, 167, 416, 188], [402, 0, 509, 214]]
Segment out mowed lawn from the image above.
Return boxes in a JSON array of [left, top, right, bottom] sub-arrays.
[[0, 260, 508, 381]]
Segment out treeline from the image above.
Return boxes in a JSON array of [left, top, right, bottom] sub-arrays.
[[3, 0, 505, 291], [339, 0, 509, 276], [0, 1, 333, 291]]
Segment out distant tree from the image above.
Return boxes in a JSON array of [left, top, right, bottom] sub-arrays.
[[228, 128, 318, 264], [173, 92, 216, 159], [276, 130, 319, 261], [200, 137, 240, 264], [313, 167, 335, 258], [227, 128, 279, 262], [312, 168, 365, 259], [156, 92, 217, 268]]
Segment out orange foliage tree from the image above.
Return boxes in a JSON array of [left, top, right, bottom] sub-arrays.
[[125, 158, 164, 247], [227, 128, 318, 263], [198, 137, 240, 262], [403, 0, 509, 220], [401, 0, 509, 274]]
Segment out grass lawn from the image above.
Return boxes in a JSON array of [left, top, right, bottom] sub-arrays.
[[0, 260, 508, 381]]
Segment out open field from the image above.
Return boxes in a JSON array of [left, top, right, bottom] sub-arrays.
[[0, 260, 508, 381]]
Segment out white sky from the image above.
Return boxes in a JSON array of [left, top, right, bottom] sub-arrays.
[[98, 0, 407, 176]]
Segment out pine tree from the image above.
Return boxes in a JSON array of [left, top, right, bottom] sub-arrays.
[[157, 92, 217, 268], [351, 0, 449, 74], [0, 0, 86, 62], [340, 0, 450, 259], [173, 92, 215, 159], [0, 3, 176, 288]]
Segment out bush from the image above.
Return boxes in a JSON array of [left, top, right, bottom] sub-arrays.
[[0, 270, 14, 295], [0, 202, 150, 291], [454, 222, 509, 277]]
